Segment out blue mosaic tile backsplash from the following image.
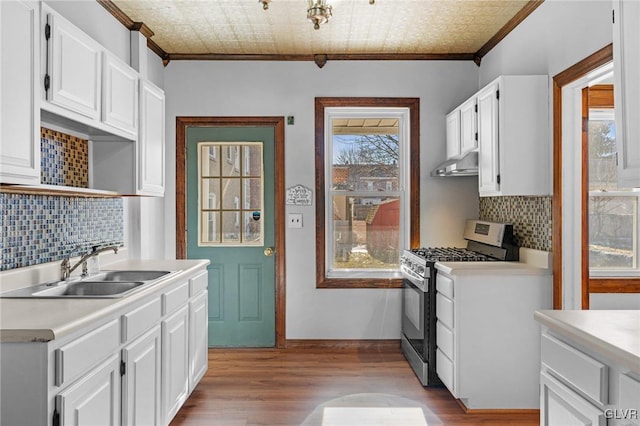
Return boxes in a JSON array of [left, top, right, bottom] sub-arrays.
[[1, 194, 124, 271]]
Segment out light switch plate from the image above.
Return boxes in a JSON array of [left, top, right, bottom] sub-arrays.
[[287, 213, 303, 228]]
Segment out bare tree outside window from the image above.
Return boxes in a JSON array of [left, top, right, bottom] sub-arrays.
[[331, 133, 401, 271]]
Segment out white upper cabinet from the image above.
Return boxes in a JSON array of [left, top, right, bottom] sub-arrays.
[[477, 81, 501, 195], [0, 0, 41, 184], [459, 97, 478, 155], [45, 6, 101, 120], [446, 109, 461, 159], [613, 0, 640, 188], [138, 80, 165, 196], [477, 75, 549, 197], [102, 51, 139, 137], [446, 97, 478, 161], [41, 4, 139, 142]]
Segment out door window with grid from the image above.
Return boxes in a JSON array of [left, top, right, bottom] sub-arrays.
[[198, 142, 264, 246]]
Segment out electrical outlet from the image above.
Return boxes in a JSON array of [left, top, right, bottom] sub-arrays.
[[287, 213, 303, 228]]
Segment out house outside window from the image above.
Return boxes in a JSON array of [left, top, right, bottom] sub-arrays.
[[315, 98, 420, 289]]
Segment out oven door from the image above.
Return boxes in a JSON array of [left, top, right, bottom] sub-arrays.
[[401, 273, 427, 360]]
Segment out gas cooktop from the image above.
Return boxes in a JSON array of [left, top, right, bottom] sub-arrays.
[[408, 247, 498, 262]]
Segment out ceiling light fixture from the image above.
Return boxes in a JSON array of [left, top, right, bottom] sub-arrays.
[[259, 0, 373, 30], [259, 0, 271, 10], [307, 0, 332, 30]]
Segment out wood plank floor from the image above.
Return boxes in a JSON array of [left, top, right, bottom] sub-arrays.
[[171, 347, 539, 426]]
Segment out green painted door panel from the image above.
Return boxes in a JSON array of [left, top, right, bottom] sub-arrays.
[[186, 126, 275, 347]]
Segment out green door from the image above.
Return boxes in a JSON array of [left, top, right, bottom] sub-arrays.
[[186, 126, 275, 347]]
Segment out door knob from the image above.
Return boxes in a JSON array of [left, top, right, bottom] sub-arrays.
[[264, 247, 275, 256]]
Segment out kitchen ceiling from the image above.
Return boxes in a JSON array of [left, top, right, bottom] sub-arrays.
[[102, 0, 542, 66]]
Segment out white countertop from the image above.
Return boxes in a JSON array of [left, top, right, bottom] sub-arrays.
[[534, 309, 640, 374], [0, 259, 209, 343], [435, 247, 552, 276], [435, 260, 552, 276]]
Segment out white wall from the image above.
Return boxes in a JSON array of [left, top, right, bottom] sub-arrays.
[[479, 0, 613, 86], [163, 60, 480, 338], [479, 0, 619, 309]]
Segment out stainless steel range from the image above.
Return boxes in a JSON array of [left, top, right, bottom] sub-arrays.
[[400, 219, 519, 386]]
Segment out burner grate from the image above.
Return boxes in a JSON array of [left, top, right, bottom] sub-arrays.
[[409, 247, 497, 262]]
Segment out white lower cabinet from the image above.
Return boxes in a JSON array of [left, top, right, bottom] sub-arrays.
[[434, 265, 551, 409], [0, 267, 208, 426], [189, 290, 209, 392], [162, 305, 190, 424], [540, 329, 640, 426], [540, 371, 606, 426], [122, 325, 162, 426], [55, 354, 121, 426]]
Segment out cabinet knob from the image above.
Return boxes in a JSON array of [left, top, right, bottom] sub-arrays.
[[264, 247, 275, 257]]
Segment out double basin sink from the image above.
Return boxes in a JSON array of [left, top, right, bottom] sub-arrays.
[[0, 270, 175, 298]]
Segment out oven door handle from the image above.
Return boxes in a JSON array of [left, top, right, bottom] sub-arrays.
[[403, 270, 428, 292]]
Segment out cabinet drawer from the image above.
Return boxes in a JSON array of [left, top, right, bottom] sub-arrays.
[[55, 319, 120, 387], [436, 348, 455, 396], [436, 320, 454, 361], [189, 271, 208, 297], [122, 296, 161, 343], [436, 274, 453, 299], [540, 371, 606, 426], [436, 292, 454, 329], [163, 281, 189, 315], [619, 373, 640, 426], [541, 333, 608, 406]]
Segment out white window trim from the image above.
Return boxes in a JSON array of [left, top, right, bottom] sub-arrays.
[[587, 94, 640, 275], [323, 107, 410, 280]]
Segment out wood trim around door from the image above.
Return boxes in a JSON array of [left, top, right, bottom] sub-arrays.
[[581, 87, 590, 309], [175, 116, 287, 348], [552, 44, 613, 309]]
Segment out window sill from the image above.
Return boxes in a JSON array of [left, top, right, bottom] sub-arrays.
[[317, 277, 402, 289], [589, 277, 640, 293]]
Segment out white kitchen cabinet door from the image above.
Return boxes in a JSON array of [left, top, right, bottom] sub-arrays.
[[102, 51, 138, 137], [189, 290, 208, 393], [0, 0, 40, 184], [540, 372, 606, 426], [138, 79, 165, 196], [162, 305, 189, 424], [446, 109, 461, 159], [122, 325, 162, 426], [476, 75, 549, 196], [459, 97, 478, 155], [477, 81, 500, 195], [613, 0, 640, 188], [45, 7, 101, 120], [55, 354, 120, 426]]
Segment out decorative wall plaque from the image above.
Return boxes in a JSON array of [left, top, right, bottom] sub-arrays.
[[286, 185, 313, 206]]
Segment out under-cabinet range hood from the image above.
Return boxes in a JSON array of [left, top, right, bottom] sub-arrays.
[[430, 151, 478, 177]]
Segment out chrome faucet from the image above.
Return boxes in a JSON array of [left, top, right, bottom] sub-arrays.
[[60, 245, 119, 281]]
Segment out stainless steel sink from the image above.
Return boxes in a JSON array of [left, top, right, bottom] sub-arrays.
[[0, 270, 176, 298], [32, 281, 145, 297], [94, 270, 171, 282]]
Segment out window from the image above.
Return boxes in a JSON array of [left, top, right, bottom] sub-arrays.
[[588, 105, 639, 273], [315, 98, 420, 289], [198, 142, 264, 246]]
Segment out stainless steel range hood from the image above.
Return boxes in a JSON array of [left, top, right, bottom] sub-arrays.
[[430, 151, 478, 177]]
